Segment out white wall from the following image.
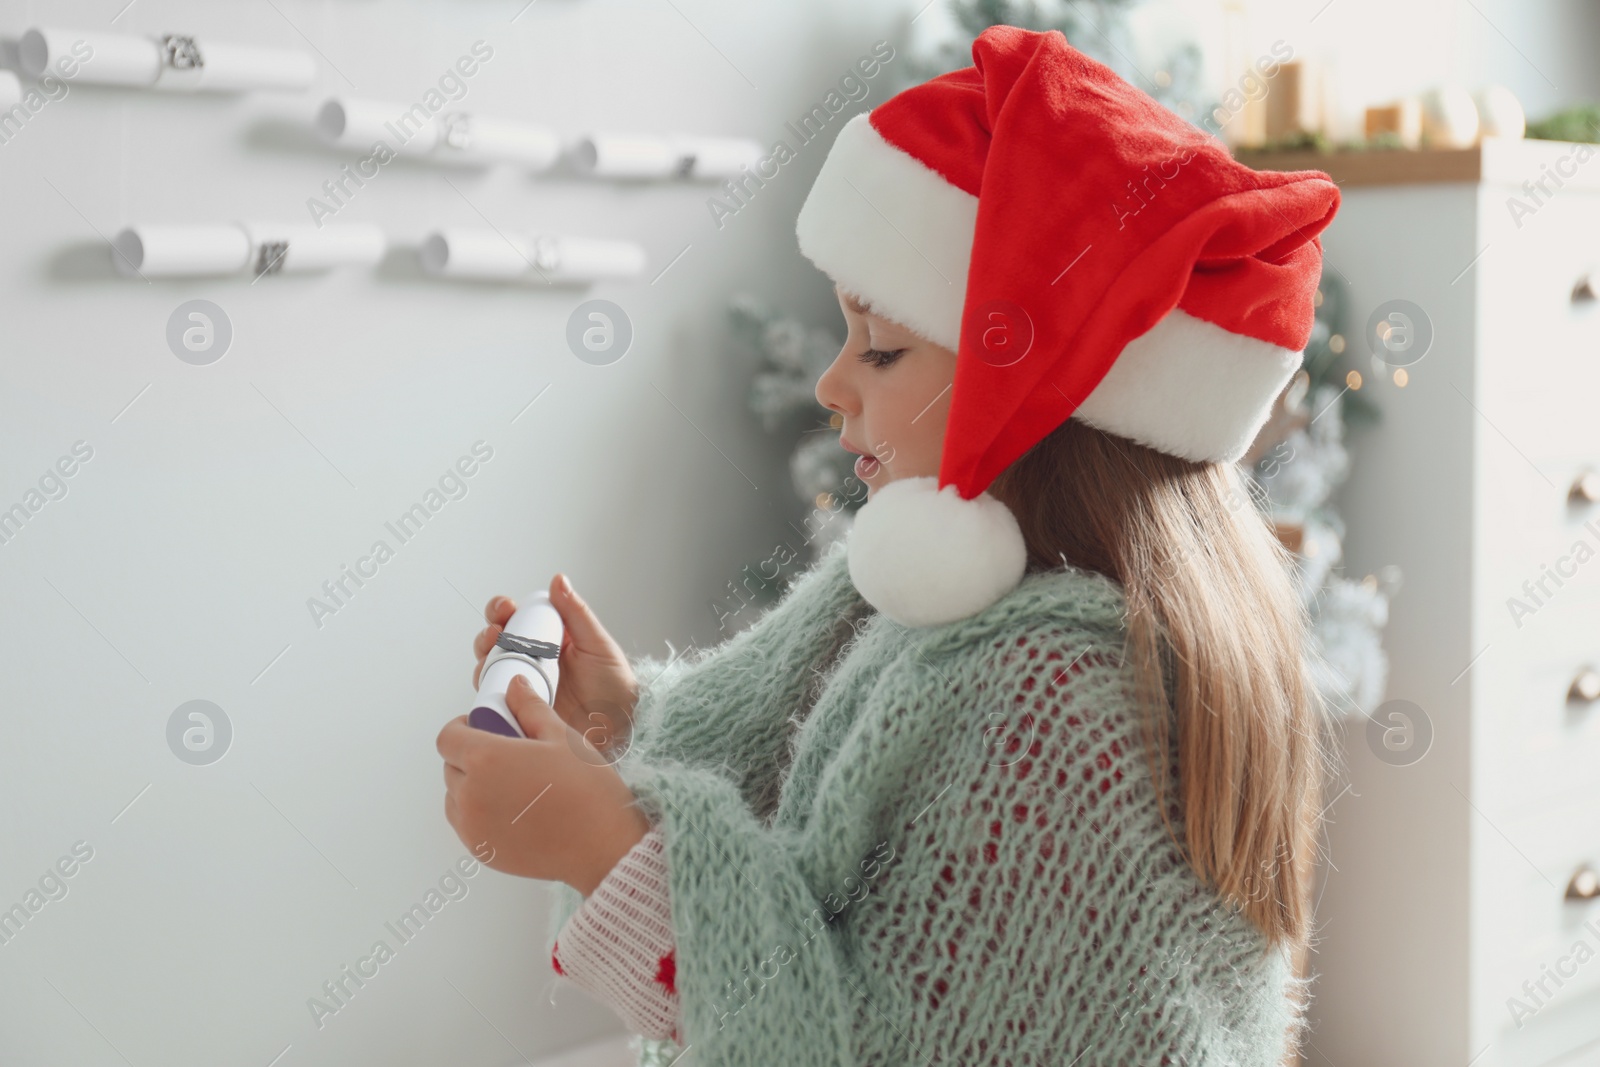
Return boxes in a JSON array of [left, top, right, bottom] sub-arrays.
[[0, 2, 914, 1064]]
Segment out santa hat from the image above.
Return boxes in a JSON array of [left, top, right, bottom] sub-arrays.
[[795, 25, 1340, 628]]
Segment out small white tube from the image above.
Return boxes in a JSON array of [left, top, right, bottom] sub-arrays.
[[572, 132, 765, 180], [420, 229, 645, 283], [570, 133, 679, 178], [237, 222, 386, 274], [163, 40, 315, 92], [470, 592, 563, 738], [316, 98, 440, 156], [435, 113, 561, 169], [20, 27, 312, 93], [21, 27, 160, 87], [420, 228, 531, 279], [111, 224, 250, 277], [532, 235, 646, 283], [0, 71, 20, 111], [672, 135, 764, 180]]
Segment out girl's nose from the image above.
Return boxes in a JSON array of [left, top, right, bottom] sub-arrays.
[[815, 348, 857, 417]]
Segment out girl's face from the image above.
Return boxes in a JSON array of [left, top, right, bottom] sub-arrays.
[[815, 286, 957, 499]]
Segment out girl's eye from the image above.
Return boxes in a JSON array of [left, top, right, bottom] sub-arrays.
[[857, 347, 907, 368]]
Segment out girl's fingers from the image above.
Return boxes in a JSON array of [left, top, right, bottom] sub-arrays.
[[505, 673, 561, 738], [484, 596, 516, 625], [474, 624, 502, 661], [472, 625, 503, 688], [436, 716, 473, 767], [549, 574, 616, 653]]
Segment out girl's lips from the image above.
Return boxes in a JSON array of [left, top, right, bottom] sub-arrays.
[[854, 454, 880, 479]]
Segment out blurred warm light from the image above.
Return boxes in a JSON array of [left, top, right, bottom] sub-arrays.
[[829, 412, 843, 428], [1314, 288, 1324, 307], [1154, 70, 1172, 87], [1329, 333, 1345, 353], [1394, 367, 1409, 387], [815, 492, 832, 509], [1346, 369, 1363, 389]]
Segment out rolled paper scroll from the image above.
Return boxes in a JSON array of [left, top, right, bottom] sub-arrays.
[[469, 591, 563, 737], [434, 113, 561, 169], [570, 133, 679, 178], [19, 27, 313, 92], [110, 223, 385, 277], [236, 222, 386, 274], [669, 135, 765, 180], [316, 98, 560, 168], [20, 28, 159, 87], [532, 234, 647, 283], [419, 228, 530, 280], [420, 228, 645, 283], [111, 225, 251, 277], [571, 132, 763, 180], [164, 39, 315, 92], [316, 98, 440, 157]]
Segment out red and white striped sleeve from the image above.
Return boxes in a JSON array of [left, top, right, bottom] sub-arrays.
[[550, 827, 682, 1044]]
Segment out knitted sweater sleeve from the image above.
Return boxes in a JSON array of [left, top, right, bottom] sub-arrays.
[[541, 544, 863, 1020], [540, 647, 696, 969], [622, 544, 865, 816]]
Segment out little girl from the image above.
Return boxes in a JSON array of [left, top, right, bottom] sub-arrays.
[[437, 24, 1340, 1067]]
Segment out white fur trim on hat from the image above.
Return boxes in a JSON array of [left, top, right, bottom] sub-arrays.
[[1073, 308, 1304, 465], [846, 476, 1028, 628], [795, 112, 976, 349]]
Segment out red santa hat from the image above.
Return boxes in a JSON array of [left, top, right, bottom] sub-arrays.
[[795, 25, 1340, 628]]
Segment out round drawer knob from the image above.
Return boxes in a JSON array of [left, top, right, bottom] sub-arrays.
[[1567, 865, 1600, 901], [1569, 669, 1600, 703], [1575, 274, 1598, 303], [1571, 471, 1600, 504]]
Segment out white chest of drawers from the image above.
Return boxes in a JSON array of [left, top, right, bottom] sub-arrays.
[[1254, 139, 1600, 1067]]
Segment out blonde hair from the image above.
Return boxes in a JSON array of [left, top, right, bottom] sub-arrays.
[[988, 414, 1335, 965]]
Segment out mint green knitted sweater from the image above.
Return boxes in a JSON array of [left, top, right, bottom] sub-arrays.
[[546, 541, 1306, 1066]]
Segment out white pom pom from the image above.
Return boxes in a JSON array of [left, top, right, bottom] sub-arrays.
[[845, 476, 1028, 628]]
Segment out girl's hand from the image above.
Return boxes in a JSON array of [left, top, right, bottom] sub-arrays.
[[437, 674, 650, 895], [473, 575, 640, 759]]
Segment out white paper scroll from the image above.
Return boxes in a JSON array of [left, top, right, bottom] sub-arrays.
[[0, 71, 20, 111], [112, 225, 249, 276], [316, 98, 561, 169], [420, 228, 645, 284], [317, 98, 439, 157], [111, 223, 385, 277], [436, 113, 561, 169], [19, 27, 314, 92], [236, 223, 386, 274], [571, 132, 763, 180]]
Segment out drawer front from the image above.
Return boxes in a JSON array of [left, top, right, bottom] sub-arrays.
[[1480, 793, 1600, 1061], [1479, 452, 1600, 663], [1480, 649, 1600, 820], [1477, 185, 1600, 462]]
